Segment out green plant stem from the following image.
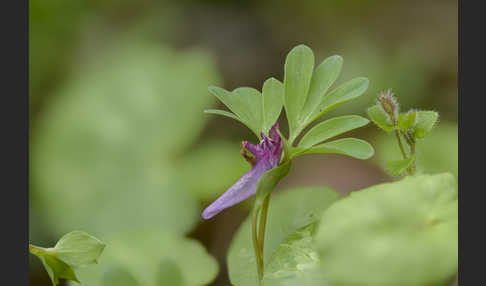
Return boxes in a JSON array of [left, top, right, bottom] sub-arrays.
[[258, 194, 271, 255], [251, 206, 264, 281], [394, 130, 408, 160]]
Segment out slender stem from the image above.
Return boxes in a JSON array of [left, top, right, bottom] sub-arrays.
[[394, 130, 408, 160], [251, 206, 264, 281], [409, 141, 416, 175], [258, 194, 271, 256]]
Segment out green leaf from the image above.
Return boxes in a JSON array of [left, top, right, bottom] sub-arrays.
[[101, 266, 141, 286], [367, 103, 394, 132], [396, 111, 417, 131], [413, 110, 439, 138], [227, 187, 340, 286], [284, 45, 315, 138], [41, 254, 80, 285], [72, 231, 218, 286], [374, 122, 457, 177], [385, 156, 416, 176], [293, 138, 374, 160], [262, 78, 284, 135], [255, 161, 292, 206], [300, 55, 343, 127], [53, 231, 106, 267], [233, 87, 264, 135], [157, 258, 186, 286], [204, 109, 245, 124], [298, 115, 369, 149], [30, 43, 213, 237], [307, 77, 368, 126], [315, 173, 458, 286]]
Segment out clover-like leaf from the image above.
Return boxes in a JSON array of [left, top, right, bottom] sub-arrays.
[[298, 115, 369, 149], [292, 138, 374, 160], [306, 77, 369, 128], [228, 186, 340, 286], [30, 231, 105, 286], [157, 258, 185, 286], [40, 254, 80, 285], [315, 173, 458, 286], [208, 86, 262, 137], [299, 55, 343, 128], [101, 266, 141, 286], [262, 78, 284, 135], [396, 111, 417, 131], [413, 110, 439, 138], [53, 231, 106, 267], [367, 103, 394, 132], [385, 156, 415, 176], [283, 45, 315, 138]]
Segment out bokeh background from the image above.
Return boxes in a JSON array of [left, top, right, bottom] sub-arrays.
[[29, 0, 458, 285]]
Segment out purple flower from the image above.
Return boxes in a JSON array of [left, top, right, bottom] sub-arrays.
[[202, 123, 283, 220]]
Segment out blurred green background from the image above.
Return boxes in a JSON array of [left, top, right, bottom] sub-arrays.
[[29, 0, 457, 285]]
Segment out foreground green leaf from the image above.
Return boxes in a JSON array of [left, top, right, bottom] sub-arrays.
[[262, 78, 284, 135], [315, 173, 458, 286], [228, 187, 340, 286], [292, 138, 374, 160], [298, 115, 369, 149], [284, 45, 315, 138], [72, 231, 218, 286]]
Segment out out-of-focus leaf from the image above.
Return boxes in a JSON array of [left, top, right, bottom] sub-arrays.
[[53, 231, 106, 267], [293, 138, 374, 160], [157, 259, 186, 286], [308, 77, 368, 126], [101, 266, 141, 286], [396, 111, 417, 131], [178, 141, 249, 201], [374, 122, 457, 176], [227, 187, 340, 286], [315, 173, 458, 286], [385, 156, 415, 176], [300, 55, 343, 127], [262, 78, 284, 135], [367, 104, 394, 132], [284, 45, 315, 138], [72, 231, 218, 286], [30, 43, 220, 237], [255, 161, 292, 205], [413, 110, 439, 138], [298, 115, 369, 149]]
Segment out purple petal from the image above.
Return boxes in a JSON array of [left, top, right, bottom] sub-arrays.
[[201, 122, 283, 220]]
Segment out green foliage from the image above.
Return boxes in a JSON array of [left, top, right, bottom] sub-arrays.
[[294, 138, 374, 160], [396, 110, 417, 131], [53, 231, 106, 267], [413, 110, 439, 138], [29, 231, 105, 286], [72, 231, 218, 286], [315, 173, 458, 286], [262, 78, 285, 135], [366, 104, 393, 132], [30, 42, 221, 237], [385, 156, 416, 176], [228, 187, 340, 286], [207, 79, 284, 138], [283, 45, 315, 138], [374, 122, 458, 176], [297, 115, 369, 150]]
